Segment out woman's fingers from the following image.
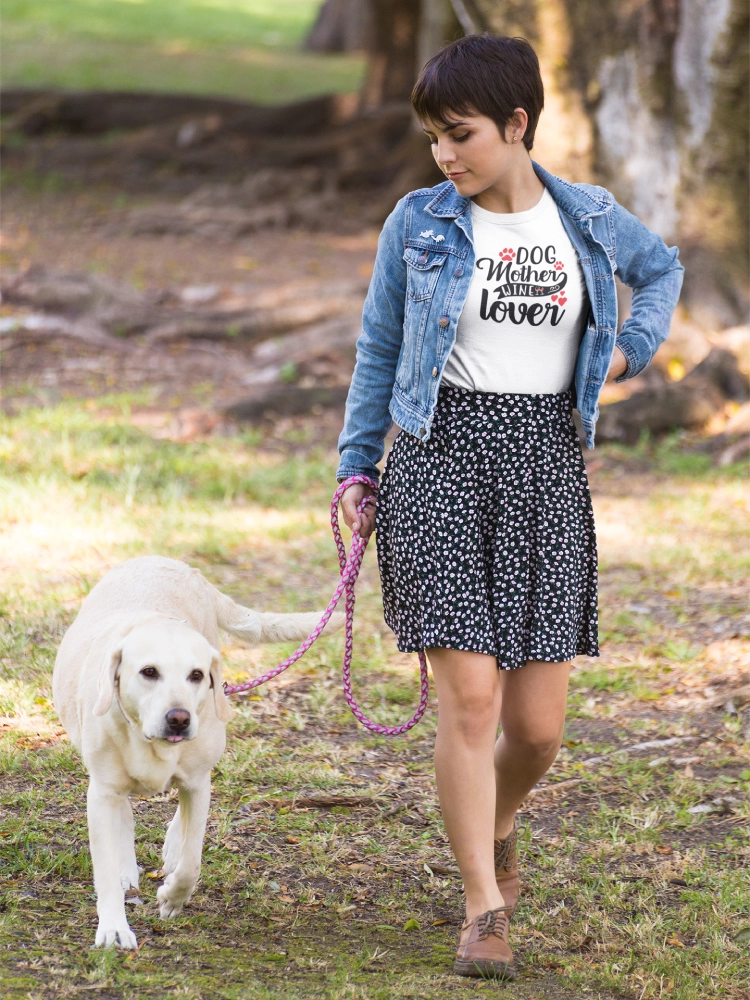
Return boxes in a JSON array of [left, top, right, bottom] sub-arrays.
[[341, 485, 377, 538], [358, 498, 377, 539]]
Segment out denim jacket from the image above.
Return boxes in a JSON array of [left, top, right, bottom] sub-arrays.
[[337, 160, 683, 482]]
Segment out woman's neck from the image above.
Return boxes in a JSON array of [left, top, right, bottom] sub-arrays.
[[471, 156, 545, 214]]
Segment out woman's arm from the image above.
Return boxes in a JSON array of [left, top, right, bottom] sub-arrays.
[[609, 199, 685, 381], [337, 198, 408, 485]]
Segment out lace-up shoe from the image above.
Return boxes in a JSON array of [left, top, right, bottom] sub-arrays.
[[453, 905, 516, 979]]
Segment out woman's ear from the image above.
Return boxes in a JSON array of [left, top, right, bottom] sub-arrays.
[[93, 644, 123, 716], [209, 650, 234, 723]]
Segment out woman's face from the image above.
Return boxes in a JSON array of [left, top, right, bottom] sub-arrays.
[[421, 109, 528, 197]]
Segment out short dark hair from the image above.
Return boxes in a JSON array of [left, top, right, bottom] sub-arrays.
[[411, 35, 544, 151]]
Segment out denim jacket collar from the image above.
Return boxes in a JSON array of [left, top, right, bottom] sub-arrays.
[[424, 160, 612, 222]]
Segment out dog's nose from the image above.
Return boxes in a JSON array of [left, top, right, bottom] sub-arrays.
[[165, 709, 191, 732]]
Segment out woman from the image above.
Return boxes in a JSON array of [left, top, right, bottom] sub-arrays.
[[337, 35, 683, 979]]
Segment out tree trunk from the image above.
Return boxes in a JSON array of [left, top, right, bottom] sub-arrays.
[[360, 0, 422, 109], [303, 0, 374, 52]]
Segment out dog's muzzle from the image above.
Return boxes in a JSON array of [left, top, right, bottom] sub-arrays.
[[163, 708, 191, 743]]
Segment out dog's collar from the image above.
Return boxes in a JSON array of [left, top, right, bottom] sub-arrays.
[[114, 677, 140, 731]]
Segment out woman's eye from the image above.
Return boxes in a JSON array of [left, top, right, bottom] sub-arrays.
[[140, 667, 158, 679], [189, 670, 204, 683], [454, 133, 470, 143]]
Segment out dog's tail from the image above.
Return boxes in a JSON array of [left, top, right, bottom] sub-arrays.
[[213, 590, 344, 645]]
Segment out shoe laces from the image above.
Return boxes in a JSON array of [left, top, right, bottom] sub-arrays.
[[476, 907, 511, 940], [494, 826, 517, 871]]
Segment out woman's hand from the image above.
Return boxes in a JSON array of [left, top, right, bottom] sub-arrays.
[[340, 483, 377, 539], [606, 346, 628, 382]]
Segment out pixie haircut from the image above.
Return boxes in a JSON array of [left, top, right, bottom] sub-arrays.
[[411, 35, 544, 151]]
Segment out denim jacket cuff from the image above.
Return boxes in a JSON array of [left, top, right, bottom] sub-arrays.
[[613, 335, 644, 382], [336, 449, 381, 485]]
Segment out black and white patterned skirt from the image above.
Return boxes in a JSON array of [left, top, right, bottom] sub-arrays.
[[375, 387, 599, 669]]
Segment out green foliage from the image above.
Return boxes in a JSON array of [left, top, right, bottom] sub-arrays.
[[1, 0, 365, 103]]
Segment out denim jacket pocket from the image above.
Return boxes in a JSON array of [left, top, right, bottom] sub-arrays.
[[404, 246, 448, 302]]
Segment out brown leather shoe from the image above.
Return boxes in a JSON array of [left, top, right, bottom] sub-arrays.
[[494, 819, 520, 915], [453, 906, 516, 979]]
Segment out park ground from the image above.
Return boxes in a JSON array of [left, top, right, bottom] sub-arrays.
[[1, 187, 749, 998], [1, 3, 749, 997]]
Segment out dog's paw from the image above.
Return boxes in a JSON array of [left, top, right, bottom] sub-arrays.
[[157, 874, 193, 918], [94, 920, 138, 949]]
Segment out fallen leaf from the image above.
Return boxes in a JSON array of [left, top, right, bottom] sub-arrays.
[[403, 918, 420, 931], [145, 870, 164, 880], [278, 895, 295, 903], [432, 919, 449, 926], [286, 835, 300, 844], [666, 936, 685, 948], [733, 926, 750, 945], [654, 845, 673, 854]]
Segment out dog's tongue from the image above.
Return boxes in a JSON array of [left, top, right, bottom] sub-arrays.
[[167, 735, 183, 743]]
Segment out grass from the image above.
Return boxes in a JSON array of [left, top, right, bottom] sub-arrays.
[[0, 397, 749, 999], [1, 0, 366, 104]]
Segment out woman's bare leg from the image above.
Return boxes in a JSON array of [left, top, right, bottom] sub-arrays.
[[428, 648, 504, 922], [493, 661, 571, 839]]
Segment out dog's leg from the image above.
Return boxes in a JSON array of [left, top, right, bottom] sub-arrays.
[[118, 797, 141, 891], [88, 780, 138, 949], [162, 804, 182, 875], [157, 775, 210, 919]]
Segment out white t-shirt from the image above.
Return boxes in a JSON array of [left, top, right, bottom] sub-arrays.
[[442, 187, 589, 395]]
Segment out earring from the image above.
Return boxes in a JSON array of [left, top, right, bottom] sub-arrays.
[[513, 136, 519, 142]]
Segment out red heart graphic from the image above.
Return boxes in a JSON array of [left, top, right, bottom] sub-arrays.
[[558, 296, 567, 305], [551, 294, 558, 302]]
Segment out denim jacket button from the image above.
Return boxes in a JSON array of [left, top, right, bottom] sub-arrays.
[[417, 253, 428, 265], [432, 366, 438, 377], [439, 316, 449, 327], [419, 427, 426, 436], [454, 268, 463, 277]]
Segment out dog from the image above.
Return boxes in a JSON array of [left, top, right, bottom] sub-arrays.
[[53, 555, 341, 949]]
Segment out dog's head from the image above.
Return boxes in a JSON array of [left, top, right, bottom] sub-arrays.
[[92, 623, 233, 739]]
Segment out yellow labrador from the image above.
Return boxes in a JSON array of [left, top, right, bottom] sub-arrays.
[[53, 555, 340, 948]]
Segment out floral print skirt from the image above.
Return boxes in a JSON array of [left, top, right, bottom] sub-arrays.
[[375, 386, 599, 668]]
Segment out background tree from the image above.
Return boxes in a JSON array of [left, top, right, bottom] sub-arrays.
[[307, 0, 748, 327]]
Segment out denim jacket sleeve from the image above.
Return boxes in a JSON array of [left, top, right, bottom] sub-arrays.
[[336, 199, 407, 483], [611, 198, 685, 381]]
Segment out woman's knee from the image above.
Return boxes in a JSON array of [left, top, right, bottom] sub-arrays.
[[500, 726, 563, 762], [438, 689, 500, 744]]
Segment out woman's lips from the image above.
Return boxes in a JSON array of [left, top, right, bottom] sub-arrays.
[[447, 171, 468, 179]]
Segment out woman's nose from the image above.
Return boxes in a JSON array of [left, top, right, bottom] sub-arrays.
[[437, 143, 456, 163]]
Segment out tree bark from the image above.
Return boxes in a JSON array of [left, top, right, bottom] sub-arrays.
[[360, 0, 422, 109], [303, 0, 374, 52]]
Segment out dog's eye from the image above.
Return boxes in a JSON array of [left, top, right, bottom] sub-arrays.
[[189, 670, 204, 683], [140, 666, 159, 679]]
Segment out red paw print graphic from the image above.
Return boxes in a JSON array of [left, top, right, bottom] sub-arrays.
[[554, 261, 564, 271], [498, 247, 516, 260]]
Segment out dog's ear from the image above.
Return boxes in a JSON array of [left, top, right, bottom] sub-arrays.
[[92, 644, 123, 717], [209, 649, 234, 723]]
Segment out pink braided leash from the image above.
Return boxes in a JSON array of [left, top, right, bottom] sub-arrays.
[[223, 475, 430, 736]]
